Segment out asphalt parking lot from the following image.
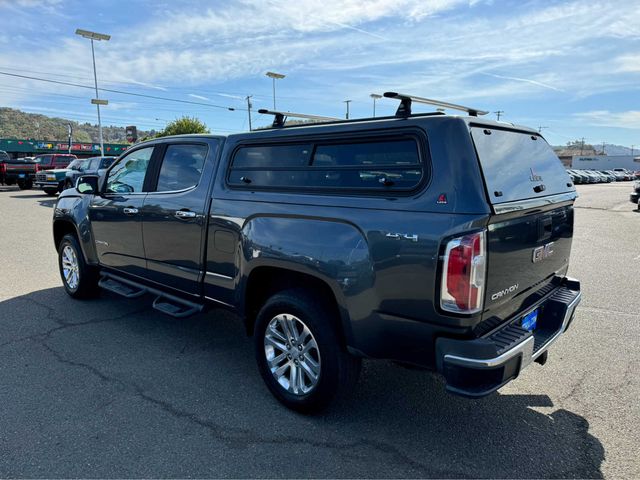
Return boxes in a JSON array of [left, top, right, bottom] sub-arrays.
[[0, 182, 638, 478]]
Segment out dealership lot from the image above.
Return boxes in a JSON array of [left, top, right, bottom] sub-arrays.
[[0, 183, 638, 478]]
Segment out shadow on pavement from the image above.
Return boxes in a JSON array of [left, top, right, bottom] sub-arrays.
[[7, 193, 57, 207], [0, 287, 605, 478]]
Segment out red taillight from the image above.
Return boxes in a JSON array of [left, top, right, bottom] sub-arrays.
[[440, 231, 486, 314]]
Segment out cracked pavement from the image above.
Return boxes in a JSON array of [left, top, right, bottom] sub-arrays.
[[0, 183, 638, 478]]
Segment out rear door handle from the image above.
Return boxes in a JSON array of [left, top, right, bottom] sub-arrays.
[[175, 210, 196, 219], [123, 207, 139, 215]]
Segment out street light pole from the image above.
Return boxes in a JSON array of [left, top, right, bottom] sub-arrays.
[[370, 93, 382, 117], [89, 38, 104, 155], [265, 72, 285, 110], [76, 29, 110, 156]]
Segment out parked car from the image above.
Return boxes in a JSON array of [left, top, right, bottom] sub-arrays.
[[613, 168, 633, 181], [630, 181, 640, 206], [0, 150, 9, 184], [569, 169, 589, 184], [32, 154, 78, 195], [6, 153, 76, 190], [598, 170, 615, 182], [566, 169, 582, 184], [63, 156, 116, 190], [52, 96, 581, 412]]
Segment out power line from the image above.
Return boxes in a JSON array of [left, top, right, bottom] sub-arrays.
[[0, 70, 245, 112]]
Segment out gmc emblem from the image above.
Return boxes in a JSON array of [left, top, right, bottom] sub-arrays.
[[532, 242, 554, 263]]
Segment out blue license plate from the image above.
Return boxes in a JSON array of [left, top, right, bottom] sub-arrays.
[[521, 309, 538, 331], [19, 173, 26, 178]]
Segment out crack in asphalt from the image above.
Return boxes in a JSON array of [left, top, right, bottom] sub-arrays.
[[0, 298, 147, 350], [31, 333, 468, 477]]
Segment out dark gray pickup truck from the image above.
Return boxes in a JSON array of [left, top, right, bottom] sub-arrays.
[[52, 94, 581, 411]]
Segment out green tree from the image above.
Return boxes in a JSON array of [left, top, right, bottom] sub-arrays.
[[156, 116, 210, 137]]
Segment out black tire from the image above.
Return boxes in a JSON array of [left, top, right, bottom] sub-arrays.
[[58, 234, 100, 299], [5, 179, 14, 186], [44, 188, 57, 196], [64, 180, 74, 190], [17, 181, 28, 190], [254, 289, 361, 413]]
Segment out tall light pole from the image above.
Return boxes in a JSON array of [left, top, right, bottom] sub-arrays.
[[265, 72, 285, 110], [538, 126, 548, 134], [631, 145, 635, 156], [370, 93, 382, 117], [76, 28, 110, 156], [343, 100, 352, 119]]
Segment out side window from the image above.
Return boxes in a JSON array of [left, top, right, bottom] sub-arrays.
[[228, 137, 423, 192], [106, 147, 154, 194], [88, 158, 101, 170], [100, 158, 115, 169], [155, 144, 208, 192]]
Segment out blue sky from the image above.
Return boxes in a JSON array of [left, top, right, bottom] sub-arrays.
[[0, 0, 639, 147]]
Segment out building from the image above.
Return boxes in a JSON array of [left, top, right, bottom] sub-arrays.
[[0, 138, 130, 159], [571, 155, 640, 170]]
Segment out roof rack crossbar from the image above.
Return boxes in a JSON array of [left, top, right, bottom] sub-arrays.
[[257, 109, 342, 128], [383, 92, 488, 117]]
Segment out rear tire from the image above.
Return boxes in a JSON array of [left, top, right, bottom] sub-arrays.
[[44, 188, 57, 196], [58, 234, 100, 299], [254, 289, 361, 413]]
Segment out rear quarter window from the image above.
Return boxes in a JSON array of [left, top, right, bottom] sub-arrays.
[[228, 135, 425, 193]]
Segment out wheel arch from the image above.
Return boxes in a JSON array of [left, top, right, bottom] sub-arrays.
[[242, 265, 353, 348]]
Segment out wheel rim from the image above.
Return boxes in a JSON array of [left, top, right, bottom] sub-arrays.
[[264, 314, 321, 396], [61, 245, 80, 290]]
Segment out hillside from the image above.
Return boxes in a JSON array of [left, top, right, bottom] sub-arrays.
[[0, 107, 153, 143]]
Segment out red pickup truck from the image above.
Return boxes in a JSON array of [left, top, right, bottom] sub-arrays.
[[5, 154, 76, 189]]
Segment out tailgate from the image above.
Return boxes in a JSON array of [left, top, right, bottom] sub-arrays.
[[469, 125, 577, 321], [484, 204, 574, 318], [6, 163, 36, 173]]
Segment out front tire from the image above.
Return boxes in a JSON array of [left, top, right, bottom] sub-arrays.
[[44, 188, 57, 196], [254, 289, 361, 412], [58, 234, 99, 299]]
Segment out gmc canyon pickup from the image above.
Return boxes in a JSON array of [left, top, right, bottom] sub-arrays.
[[52, 94, 581, 411]]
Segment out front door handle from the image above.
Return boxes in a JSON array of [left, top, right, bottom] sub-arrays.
[[175, 210, 196, 219], [123, 207, 139, 215]]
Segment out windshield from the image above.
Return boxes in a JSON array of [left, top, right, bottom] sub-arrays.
[[470, 126, 575, 205]]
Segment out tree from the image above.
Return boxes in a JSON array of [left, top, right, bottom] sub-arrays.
[[155, 116, 209, 137]]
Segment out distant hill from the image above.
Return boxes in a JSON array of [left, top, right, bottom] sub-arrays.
[[553, 140, 635, 157], [0, 107, 154, 143]]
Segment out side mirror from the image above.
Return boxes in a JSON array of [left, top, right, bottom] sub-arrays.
[[76, 175, 100, 194]]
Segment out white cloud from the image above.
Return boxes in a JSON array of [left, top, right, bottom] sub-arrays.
[[573, 110, 640, 129]]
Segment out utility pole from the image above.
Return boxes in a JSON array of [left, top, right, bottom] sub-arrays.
[[246, 95, 253, 131], [601, 141, 606, 155], [67, 123, 72, 154], [538, 126, 548, 133], [580, 137, 585, 155], [370, 93, 382, 117], [343, 100, 352, 119], [631, 145, 635, 156], [494, 110, 504, 121]]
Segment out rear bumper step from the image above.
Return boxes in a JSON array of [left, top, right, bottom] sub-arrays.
[[436, 278, 581, 398], [99, 272, 204, 318]]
